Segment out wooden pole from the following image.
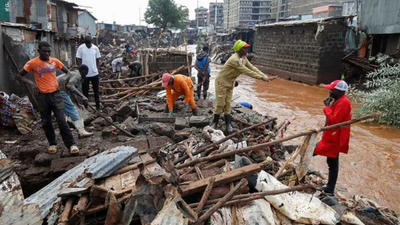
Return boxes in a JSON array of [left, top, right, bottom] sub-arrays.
[[174, 118, 277, 164], [195, 177, 215, 213], [188, 184, 314, 208], [176, 112, 382, 169], [184, 142, 204, 180], [195, 179, 247, 224], [58, 197, 74, 224], [184, 37, 191, 77]]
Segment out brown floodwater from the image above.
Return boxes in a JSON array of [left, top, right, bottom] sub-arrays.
[[206, 61, 400, 212]]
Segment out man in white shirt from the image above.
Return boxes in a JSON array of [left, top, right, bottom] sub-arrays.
[[76, 36, 102, 110]]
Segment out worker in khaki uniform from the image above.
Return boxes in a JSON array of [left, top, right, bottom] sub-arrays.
[[162, 73, 198, 116], [212, 40, 276, 132]]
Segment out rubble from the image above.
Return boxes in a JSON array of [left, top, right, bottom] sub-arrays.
[[0, 46, 398, 225]]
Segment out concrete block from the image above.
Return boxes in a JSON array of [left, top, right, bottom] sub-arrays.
[[102, 126, 116, 138], [125, 139, 149, 150], [189, 116, 210, 128], [122, 116, 136, 133], [50, 156, 86, 173], [148, 136, 173, 152], [34, 153, 59, 167], [175, 117, 187, 130], [172, 131, 191, 142], [152, 123, 175, 137]]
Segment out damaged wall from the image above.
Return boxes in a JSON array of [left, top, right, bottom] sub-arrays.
[[0, 24, 76, 94], [141, 51, 193, 76], [253, 19, 346, 85]]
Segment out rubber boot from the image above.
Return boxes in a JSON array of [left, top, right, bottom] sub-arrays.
[[203, 93, 207, 100], [211, 114, 220, 129], [73, 119, 93, 138], [192, 108, 199, 116], [225, 114, 233, 132]]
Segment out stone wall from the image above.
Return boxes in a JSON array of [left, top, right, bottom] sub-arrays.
[[253, 19, 345, 84], [141, 51, 193, 76]]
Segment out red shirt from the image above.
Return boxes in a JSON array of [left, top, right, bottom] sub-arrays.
[[315, 95, 352, 158]]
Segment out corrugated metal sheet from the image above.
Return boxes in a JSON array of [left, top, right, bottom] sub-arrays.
[[360, 0, 400, 34], [257, 16, 345, 28], [0, 150, 30, 224], [24, 146, 138, 221]]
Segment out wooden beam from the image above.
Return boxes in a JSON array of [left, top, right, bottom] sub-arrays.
[[188, 184, 314, 208], [138, 116, 176, 123], [176, 112, 382, 169], [180, 162, 266, 196], [174, 118, 277, 164], [195, 177, 215, 213], [195, 179, 248, 224]]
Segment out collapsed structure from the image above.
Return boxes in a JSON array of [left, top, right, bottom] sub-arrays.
[[0, 46, 397, 224]]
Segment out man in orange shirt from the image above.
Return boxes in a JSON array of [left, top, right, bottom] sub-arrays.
[[162, 73, 198, 116], [17, 41, 79, 155]]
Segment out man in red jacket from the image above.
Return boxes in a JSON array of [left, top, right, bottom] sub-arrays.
[[315, 80, 352, 196]]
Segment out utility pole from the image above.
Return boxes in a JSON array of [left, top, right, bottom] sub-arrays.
[[139, 7, 141, 25]]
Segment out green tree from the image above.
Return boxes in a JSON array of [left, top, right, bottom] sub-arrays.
[[144, 0, 189, 31]]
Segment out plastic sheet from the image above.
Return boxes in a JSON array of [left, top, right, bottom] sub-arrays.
[[255, 171, 340, 224]]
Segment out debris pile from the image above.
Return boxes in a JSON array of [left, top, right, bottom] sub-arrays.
[[0, 54, 398, 225]]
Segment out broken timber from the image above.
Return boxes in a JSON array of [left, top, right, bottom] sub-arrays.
[[174, 118, 278, 164], [180, 162, 268, 196], [176, 112, 382, 169]]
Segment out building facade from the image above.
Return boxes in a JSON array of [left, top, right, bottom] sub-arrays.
[[78, 10, 97, 36], [270, 0, 356, 22], [0, 0, 96, 95], [209, 2, 224, 32], [195, 6, 208, 27], [253, 17, 346, 85], [224, 0, 271, 29]]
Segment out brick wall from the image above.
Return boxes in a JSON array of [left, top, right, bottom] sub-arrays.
[[253, 20, 345, 84], [145, 53, 192, 76]]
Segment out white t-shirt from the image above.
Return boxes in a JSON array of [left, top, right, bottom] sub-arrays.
[[76, 44, 101, 77]]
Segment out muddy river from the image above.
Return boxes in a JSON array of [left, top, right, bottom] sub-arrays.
[[204, 61, 400, 213]]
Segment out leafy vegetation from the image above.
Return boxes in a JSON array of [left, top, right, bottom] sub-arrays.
[[351, 54, 400, 128], [144, 0, 188, 31]]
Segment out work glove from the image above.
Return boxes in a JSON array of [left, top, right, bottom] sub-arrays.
[[169, 110, 173, 115], [184, 103, 189, 107]]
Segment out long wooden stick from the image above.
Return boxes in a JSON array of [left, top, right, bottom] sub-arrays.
[[195, 179, 248, 224], [195, 177, 215, 213], [176, 112, 381, 169], [174, 118, 277, 165], [87, 104, 135, 138], [184, 143, 204, 180], [58, 197, 74, 224], [99, 73, 161, 83], [188, 184, 314, 208]]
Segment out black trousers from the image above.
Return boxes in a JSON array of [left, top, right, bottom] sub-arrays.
[[82, 75, 100, 108], [37, 91, 75, 148], [197, 73, 210, 99], [314, 142, 339, 194], [326, 154, 339, 193]]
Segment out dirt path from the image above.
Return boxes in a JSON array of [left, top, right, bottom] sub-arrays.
[[206, 62, 400, 213]]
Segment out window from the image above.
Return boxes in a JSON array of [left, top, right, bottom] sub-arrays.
[[252, 15, 259, 20], [253, 1, 260, 7], [252, 9, 260, 13]]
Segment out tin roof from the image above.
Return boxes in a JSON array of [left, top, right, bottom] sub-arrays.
[[23, 146, 138, 219]]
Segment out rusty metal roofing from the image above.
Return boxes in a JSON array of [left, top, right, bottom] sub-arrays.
[[24, 146, 138, 220], [257, 16, 346, 28]]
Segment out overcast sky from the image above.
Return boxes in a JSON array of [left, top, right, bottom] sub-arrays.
[[70, 0, 221, 25]]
